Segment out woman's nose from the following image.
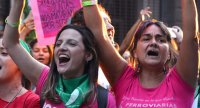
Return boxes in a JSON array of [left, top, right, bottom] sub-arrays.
[[59, 43, 68, 52], [150, 38, 158, 48], [39, 50, 44, 55]]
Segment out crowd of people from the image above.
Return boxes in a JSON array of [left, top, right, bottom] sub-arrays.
[[0, 0, 199, 107]]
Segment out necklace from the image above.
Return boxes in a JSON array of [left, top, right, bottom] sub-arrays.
[[3, 87, 23, 108]]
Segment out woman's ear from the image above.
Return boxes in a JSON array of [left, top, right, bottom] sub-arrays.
[[134, 51, 137, 58], [85, 52, 93, 62], [167, 52, 171, 62], [165, 51, 171, 64]]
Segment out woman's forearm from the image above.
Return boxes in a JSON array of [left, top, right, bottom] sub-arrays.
[[182, 0, 198, 40], [119, 18, 142, 55], [3, 1, 24, 47]]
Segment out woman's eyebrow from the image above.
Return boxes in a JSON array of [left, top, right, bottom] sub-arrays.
[[142, 33, 152, 36]]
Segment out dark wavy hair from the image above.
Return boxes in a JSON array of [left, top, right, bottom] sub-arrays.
[[41, 24, 99, 105], [129, 19, 178, 71]]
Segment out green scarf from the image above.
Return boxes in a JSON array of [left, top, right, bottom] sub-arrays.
[[55, 74, 90, 108], [19, 39, 31, 54]]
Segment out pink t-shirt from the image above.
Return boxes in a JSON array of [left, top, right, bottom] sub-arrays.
[[36, 66, 116, 108], [113, 65, 194, 108]]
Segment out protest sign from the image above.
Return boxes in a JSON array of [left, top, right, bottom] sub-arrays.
[[30, 0, 81, 45]]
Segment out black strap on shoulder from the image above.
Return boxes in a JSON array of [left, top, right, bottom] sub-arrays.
[[97, 85, 108, 108], [40, 97, 45, 108]]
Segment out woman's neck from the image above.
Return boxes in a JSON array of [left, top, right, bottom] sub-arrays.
[[0, 74, 25, 101], [0, 82, 24, 102], [139, 66, 166, 88]]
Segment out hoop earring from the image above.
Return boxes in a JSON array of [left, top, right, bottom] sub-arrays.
[[163, 66, 166, 74], [163, 61, 169, 74], [135, 59, 141, 73]]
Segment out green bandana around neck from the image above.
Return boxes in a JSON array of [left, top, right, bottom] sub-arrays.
[[55, 74, 90, 108]]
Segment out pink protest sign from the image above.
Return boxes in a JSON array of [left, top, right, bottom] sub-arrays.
[[30, 0, 81, 45]]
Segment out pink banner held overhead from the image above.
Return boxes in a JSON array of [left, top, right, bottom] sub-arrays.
[[30, 0, 81, 45]]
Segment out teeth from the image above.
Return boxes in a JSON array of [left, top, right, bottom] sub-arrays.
[[59, 54, 69, 58], [59, 54, 70, 63]]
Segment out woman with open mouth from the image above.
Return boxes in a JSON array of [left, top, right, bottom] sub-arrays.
[[29, 39, 52, 66], [83, 0, 199, 107]]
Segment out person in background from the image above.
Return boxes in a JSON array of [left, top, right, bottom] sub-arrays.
[[83, 0, 198, 107], [29, 39, 52, 66], [167, 26, 183, 51], [18, 3, 53, 66]]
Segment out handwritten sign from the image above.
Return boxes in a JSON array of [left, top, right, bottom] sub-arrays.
[[30, 0, 81, 45]]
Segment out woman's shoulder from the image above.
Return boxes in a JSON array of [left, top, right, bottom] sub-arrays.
[[22, 90, 40, 101], [19, 90, 40, 107]]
